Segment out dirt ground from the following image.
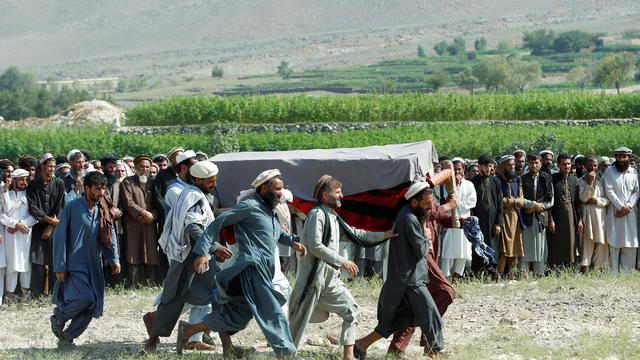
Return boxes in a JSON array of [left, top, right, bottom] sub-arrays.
[[1, 271, 639, 359]]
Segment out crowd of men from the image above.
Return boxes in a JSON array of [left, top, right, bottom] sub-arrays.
[[0, 144, 637, 359]]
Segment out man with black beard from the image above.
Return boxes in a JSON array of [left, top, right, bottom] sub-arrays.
[[573, 154, 586, 178], [547, 154, 583, 268], [496, 155, 525, 276], [288, 175, 396, 360], [470, 155, 504, 276], [540, 150, 555, 174], [183, 169, 307, 359], [603, 147, 639, 275]]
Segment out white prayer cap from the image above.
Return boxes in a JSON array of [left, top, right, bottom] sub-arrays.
[[452, 157, 465, 164], [196, 151, 209, 160], [11, 168, 29, 178], [498, 155, 515, 166], [281, 188, 293, 203], [190, 160, 219, 179], [176, 150, 196, 164], [122, 155, 134, 162], [614, 146, 633, 155], [55, 163, 71, 173], [512, 149, 526, 157], [598, 156, 610, 164], [39, 153, 54, 164], [252, 169, 281, 188], [404, 182, 431, 200], [539, 150, 554, 157], [66, 149, 82, 160]]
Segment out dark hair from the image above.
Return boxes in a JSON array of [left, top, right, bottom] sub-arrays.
[[81, 150, 91, 162], [527, 153, 541, 162], [0, 162, 13, 171], [477, 155, 493, 166], [153, 155, 168, 163], [557, 153, 571, 163], [178, 157, 197, 173], [409, 187, 434, 203], [84, 171, 107, 188], [314, 177, 342, 202], [19, 157, 37, 169], [55, 154, 68, 165], [438, 155, 451, 163]]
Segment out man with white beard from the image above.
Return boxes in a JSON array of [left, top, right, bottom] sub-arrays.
[[63, 150, 87, 204], [603, 147, 639, 275], [0, 169, 38, 304], [120, 155, 160, 286]]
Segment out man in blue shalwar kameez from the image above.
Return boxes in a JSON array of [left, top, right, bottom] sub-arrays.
[[180, 169, 307, 359], [50, 171, 121, 348]]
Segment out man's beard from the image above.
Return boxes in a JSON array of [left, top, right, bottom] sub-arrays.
[[412, 205, 426, 219], [261, 189, 280, 209], [541, 163, 551, 172], [504, 170, 518, 181], [327, 194, 341, 209], [615, 160, 630, 173], [137, 172, 148, 184], [105, 172, 117, 185], [576, 167, 585, 178]]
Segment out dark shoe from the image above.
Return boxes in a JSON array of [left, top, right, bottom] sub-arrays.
[[58, 333, 75, 350], [50, 315, 65, 340], [224, 345, 256, 359], [144, 337, 160, 352], [185, 341, 215, 350], [202, 331, 215, 346], [142, 311, 155, 338], [176, 320, 188, 355], [354, 346, 367, 360]]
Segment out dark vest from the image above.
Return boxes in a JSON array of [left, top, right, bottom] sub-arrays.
[[521, 171, 552, 226]]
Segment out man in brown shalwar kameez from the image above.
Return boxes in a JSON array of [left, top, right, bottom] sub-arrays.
[[496, 155, 525, 276], [120, 155, 159, 285]]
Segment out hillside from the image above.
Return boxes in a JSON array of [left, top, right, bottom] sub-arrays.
[[1, 0, 638, 80]]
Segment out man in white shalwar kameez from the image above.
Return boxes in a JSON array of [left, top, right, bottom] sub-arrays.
[[439, 158, 477, 278], [0, 169, 38, 303], [603, 147, 639, 275], [578, 156, 609, 272], [288, 175, 396, 360]]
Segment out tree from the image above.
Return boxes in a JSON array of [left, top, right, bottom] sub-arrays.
[[447, 36, 466, 55], [622, 29, 640, 39], [506, 57, 542, 93], [433, 41, 448, 56], [566, 66, 591, 91], [417, 45, 426, 58], [277, 61, 293, 80], [0, 66, 36, 91], [425, 70, 449, 91], [553, 30, 593, 53], [211, 65, 224, 78], [472, 56, 510, 92], [497, 40, 512, 50], [522, 29, 555, 55], [474, 37, 487, 51], [593, 52, 636, 94], [455, 67, 479, 94]]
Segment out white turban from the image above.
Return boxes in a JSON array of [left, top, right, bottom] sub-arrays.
[[190, 161, 219, 179], [404, 182, 431, 200]]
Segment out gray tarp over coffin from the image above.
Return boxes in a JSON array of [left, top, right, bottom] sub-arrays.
[[210, 140, 438, 208]]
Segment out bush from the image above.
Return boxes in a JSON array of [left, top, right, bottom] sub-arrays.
[[125, 93, 640, 126]]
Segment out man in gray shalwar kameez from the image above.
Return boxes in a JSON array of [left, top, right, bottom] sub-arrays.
[[354, 182, 445, 359], [288, 175, 396, 360], [520, 153, 554, 276]]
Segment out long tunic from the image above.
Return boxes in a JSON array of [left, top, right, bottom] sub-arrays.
[[375, 204, 444, 351], [470, 174, 504, 264], [52, 197, 118, 319], [521, 172, 554, 264], [0, 190, 38, 272], [120, 175, 159, 265], [498, 176, 524, 258], [548, 173, 581, 265], [288, 207, 385, 347], [602, 166, 639, 248], [578, 175, 608, 244], [440, 179, 477, 261], [27, 176, 65, 266], [192, 193, 299, 358]]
